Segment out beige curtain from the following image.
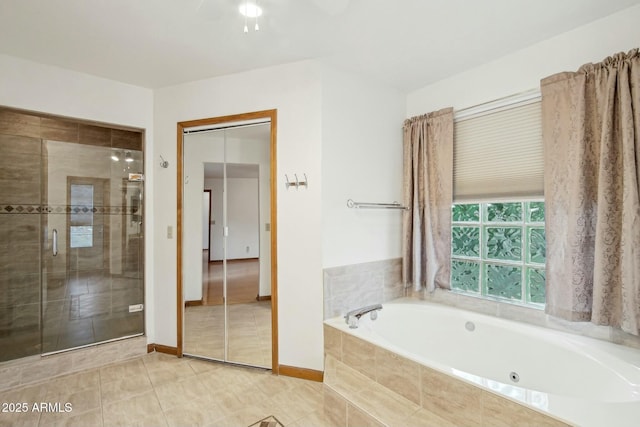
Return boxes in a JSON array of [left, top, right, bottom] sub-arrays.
[[541, 49, 640, 335], [402, 108, 454, 292]]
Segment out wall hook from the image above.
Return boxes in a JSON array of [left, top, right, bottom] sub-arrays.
[[159, 155, 169, 168], [285, 173, 308, 190]]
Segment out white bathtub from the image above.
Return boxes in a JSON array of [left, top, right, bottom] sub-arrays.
[[325, 299, 640, 427]]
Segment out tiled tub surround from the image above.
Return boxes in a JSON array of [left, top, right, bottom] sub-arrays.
[[323, 258, 404, 320], [324, 300, 640, 427]]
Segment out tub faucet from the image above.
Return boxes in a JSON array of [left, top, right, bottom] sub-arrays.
[[344, 304, 382, 329]]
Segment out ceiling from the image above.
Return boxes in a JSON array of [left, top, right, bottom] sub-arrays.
[[1, 0, 639, 92]]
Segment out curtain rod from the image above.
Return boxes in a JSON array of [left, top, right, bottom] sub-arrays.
[[454, 88, 541, 122]]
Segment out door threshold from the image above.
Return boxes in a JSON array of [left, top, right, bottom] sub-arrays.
[[182, 353, 271, 371]]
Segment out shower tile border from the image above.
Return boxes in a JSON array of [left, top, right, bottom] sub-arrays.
[[0, 204, 139, 215]]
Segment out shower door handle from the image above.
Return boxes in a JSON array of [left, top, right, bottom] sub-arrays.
[[52, 229, 58, 256]]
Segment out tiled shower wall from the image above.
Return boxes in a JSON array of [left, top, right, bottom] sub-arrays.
[[323, 258, 405, 320], [0, 131, 42, 361], [0, 108, 144, 362]]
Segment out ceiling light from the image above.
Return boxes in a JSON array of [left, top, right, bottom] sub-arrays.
[[239, 2, 262, 18], [240, 1, 261, 33], [111, 153, 120, 161], [125, 152, 134, 162]]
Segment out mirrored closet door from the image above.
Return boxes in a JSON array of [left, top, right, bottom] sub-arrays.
[[182, 119, 272, 369]]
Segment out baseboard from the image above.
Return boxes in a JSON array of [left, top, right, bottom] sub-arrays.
[[256, 295, 272, 301], [278, 365, 324, 382], [208, 257, 259, 263], [146, 343, 178, 356], [185, 299, 203, 307]]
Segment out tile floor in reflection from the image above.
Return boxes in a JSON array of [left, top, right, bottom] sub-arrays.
[[184, 302, 272, 368], [0, 352, 339, 427]]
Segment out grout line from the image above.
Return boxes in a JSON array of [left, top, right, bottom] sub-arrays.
[[98, 367, 105, 427]]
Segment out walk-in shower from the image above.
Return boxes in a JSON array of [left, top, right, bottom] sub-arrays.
[[0, 108, 145, 362]]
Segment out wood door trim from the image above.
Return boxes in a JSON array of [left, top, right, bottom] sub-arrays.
[[204, 189, 212, 257], [176, 109, 278, 373], [147, 343, 178, 355], [278, 365, 324, 382]]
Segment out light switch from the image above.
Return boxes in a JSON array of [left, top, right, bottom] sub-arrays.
[[167, 226, 173, 239], [265, 223, 270, 231]]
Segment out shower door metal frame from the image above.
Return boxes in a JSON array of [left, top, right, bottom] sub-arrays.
[[40, 135, 146, 356]]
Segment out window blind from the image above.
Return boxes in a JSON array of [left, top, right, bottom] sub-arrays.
[[453, 98, 543, 202]]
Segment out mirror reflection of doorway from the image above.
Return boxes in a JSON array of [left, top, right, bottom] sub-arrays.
[[204, 163, 261, 305], [181, 117, 274, 369]]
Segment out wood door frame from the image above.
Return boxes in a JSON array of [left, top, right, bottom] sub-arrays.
[[176, 109, 278, 374], [203, 189, 212, 256]]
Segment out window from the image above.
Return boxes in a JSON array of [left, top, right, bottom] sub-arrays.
[[451, 201, 545, 307], [70, 184, 94, 248], [450, 91, 545, 307]]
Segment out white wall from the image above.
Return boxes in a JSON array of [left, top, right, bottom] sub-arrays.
[[207, 177, 225, 262], [407, 4, 640, 116], [226, 138, 272, 296], [320, 65, 406, 268], [206, 177, 260, 261], [225, 178, 260, 260], [182, 142, 205, 302], [154, 60, 324, 370], [0, 54, 156, 342], [256, 162, 271, 297]]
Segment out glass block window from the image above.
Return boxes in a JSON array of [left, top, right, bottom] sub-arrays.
[[451, 201, 545, 307]]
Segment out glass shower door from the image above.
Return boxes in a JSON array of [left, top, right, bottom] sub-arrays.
[[0, 108, 145, 363], [41, 137, 144, 354]]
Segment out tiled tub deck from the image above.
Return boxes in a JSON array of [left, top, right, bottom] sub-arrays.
[[323, 324, 570, 427]]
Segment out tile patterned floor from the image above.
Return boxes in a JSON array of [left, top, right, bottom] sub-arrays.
[[0, 352, 341, 427]]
